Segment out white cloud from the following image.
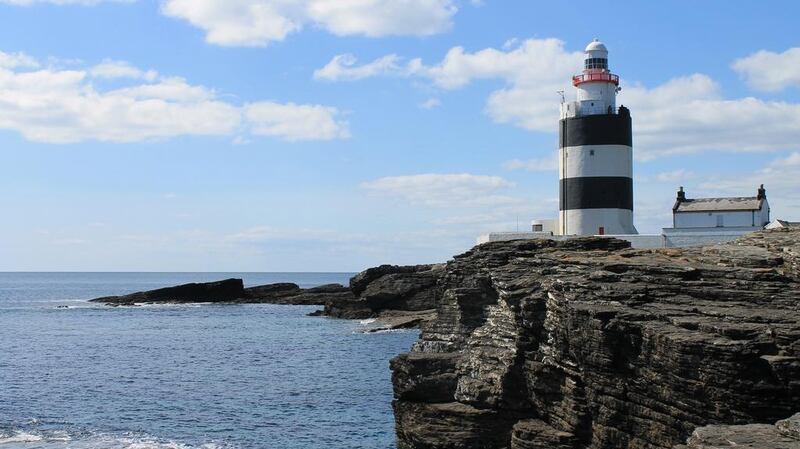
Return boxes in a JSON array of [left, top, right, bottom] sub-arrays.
[[701, 151, 800, 194], [732, 47, 800, 91], [161, 0, 457, 47], [361, 173, 518, 207], [503, 152, 558, 171], [694, 152, 800, 222], [419, 98, 441, 109], [654, 169, 694, 183], [0, 50, 39, 69], [322, 39, 800, 160], [314, 38, 584, 131], [305, 0, 456, 37], [432, 213, 505, 226], [0, 52, 349, 143], [245, 102, 349, 141], [620, 74, 800, 159], [0, 0, 131, 4], [224, 226, 342, 243], [90, 60, 158, 81], [313, 53, 402, 81]]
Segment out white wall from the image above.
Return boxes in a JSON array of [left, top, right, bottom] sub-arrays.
[[532, 219, 557, 234], [476, 232, 663, 249], [559, 144, 632, 179], [560, 208, 637, 236], [662, 227, 761, 247], [674, 203, 769, 229], [576, 82, 616, 115], [476, 229, 761, 249]]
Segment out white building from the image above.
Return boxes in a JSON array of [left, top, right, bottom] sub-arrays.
[[476, 40, 787, 249], [558, 39, 637, 236], [660, 185, 770, 247], [671, 185, 769, 229]]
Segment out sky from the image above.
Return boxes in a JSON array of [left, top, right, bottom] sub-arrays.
[[1, 0, 799, 271]]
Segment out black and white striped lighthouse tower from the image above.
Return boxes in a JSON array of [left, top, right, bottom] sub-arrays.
[[558, 39, 637, 236]]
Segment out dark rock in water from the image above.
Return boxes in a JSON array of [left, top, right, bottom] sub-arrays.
[[324, 264, 444, 319], [90, 278, 245, 304], [350, 264, 437, 296], [87, 263, 435, 328], [90, 279, 355, 306], [243, 283, 355, 305], [88, 258, 441, 330], [243, 282, 301, 300], [392, 229, 800, 449], [283, 284, 356, 305]]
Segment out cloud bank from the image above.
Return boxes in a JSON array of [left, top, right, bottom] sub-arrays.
[[318, 39, 800, 160], [733, 47, 800, 91], [0, 51, 348, 143], [2, 0, 458, 46], [0, 0, 132, 4], [361, 173, 518, 208], [161, 0, 457, 47]]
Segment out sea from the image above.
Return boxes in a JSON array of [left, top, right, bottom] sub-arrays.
[[0, 273, 419, 449]]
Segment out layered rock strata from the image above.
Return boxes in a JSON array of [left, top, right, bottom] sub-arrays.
[[392, 229, 800, 449], [321, 264, 444, 319], [675, 413, 800, 448]]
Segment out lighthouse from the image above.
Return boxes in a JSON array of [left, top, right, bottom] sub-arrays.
[[558, 39, 637, 236]]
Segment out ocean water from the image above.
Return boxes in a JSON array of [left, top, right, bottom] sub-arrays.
[[0, 273, 418, 449]]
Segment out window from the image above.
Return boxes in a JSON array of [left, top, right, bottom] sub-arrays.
[[716, 215, 724, 227], [584, 58, 608, 70], [598, 226, 605, 235], [533, 224, 543, 232], [590, 150, 595, 156]]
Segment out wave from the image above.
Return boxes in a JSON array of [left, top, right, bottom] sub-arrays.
[[0, 428, 232, 449], [0, 431, 44, 444]]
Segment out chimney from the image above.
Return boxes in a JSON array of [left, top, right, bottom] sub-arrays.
[[757, 184, 766, 200], [677, 186, 686, 202]]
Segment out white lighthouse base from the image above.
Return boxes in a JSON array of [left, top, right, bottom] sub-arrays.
[[559, 209, 637, 236]]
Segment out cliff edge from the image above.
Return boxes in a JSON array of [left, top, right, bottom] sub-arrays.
[[391, 228, 800, 449]]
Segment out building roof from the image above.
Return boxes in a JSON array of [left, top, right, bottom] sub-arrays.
[[584, 39, 609, 59], [674, 197, 764, 213], [773, 219, 800, 228]]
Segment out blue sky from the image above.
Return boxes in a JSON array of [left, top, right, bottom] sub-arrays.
[[1, 0, 799, 271]]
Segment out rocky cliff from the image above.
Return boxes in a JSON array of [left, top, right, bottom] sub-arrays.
[[391, 229, 800, 449]]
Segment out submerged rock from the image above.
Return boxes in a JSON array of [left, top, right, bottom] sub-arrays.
[[391, 229, 800, 449]]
